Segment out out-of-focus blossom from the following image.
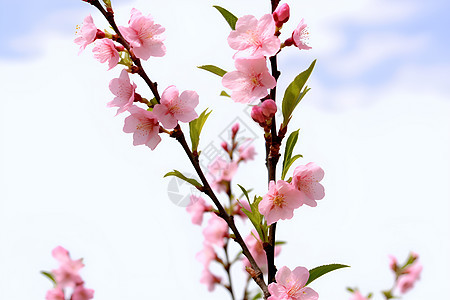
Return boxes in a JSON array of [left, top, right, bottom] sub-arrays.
[[291, 162, 325, 207], [238, 140, 256, 162], [268, 266, 318, 300], [242, 230, 281, 273], [45, 288, 65, 300], [72, 284, 95, 300], [349, 291, 369, 300], [397, 262, 422, 294], [186, 195, 212, 225], [119, 8, 166, 60], [200, 268, 222, 292], [207, 157, 238, 193], [123, 105, 161, 150], [195, 243, 217, 268], [51, 246, 84, 288], [202, 214, 228, 247]]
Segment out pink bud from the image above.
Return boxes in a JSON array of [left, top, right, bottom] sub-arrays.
[[221, 141, 229, 152], [231, 123, 240, 137], [261, 99, 277, 118], [251, 106, 265, 124], [273, 3, 290, 27]]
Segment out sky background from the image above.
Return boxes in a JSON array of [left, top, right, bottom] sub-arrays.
[[1, 0, 449, 299]]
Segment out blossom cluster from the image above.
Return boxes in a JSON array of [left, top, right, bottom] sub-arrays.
[[44, 246, 94, 300]]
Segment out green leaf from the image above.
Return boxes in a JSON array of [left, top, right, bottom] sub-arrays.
[[251, 292, 263, 300], [274, 241, 286, 245], [220, 90, 231, 97], [281, 129, 301, 180], [189, 108, 212, 152], [306, 264, 350, 286], [40, 271, 57, 286], [282, 60, 316, 127], [240, 196, 267, 242], [197, 65, 227, 77], [237, 184, 250, 202], [164, 170, 202, 188], [213, 6, 238, 30]]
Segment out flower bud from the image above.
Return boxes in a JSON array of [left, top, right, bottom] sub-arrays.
[[221, 141, 229, 152], [251, 106, 265, 124], [261, 99, 277, 118], [231, 123, 240, 137], [273, 3, 290, 27]]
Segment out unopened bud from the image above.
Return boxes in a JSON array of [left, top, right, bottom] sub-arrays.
[[284, 37, 294, 47], [231, 123, 240, 137], [273, 3, 290, 27], [221, 141, 229, 152], [261, 99, 277, 118], [95, 29, 106, 39], [251, 106, 265, 124]]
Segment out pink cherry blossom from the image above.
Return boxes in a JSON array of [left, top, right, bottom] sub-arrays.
[[195, 243, 217, 268], [152, 85, 199, 129], [108, 69, 137, 115], [238, 140, 256, 162], [222, 57, 276, 104], [45, 288, 64, 300], [123, 106, 161, 150], [72, 284, 95, 300], [268, 266, 318, 300], [242, 230, 281, 273], [397, 262, 422, 293], [273, 3, 290, 27], [228, 14, 281, 58], [51, 246, 84, 288], [291, 162, 325, 207], [74, 15, 99, 54], [119, 8, 166, 60], [202, 214, 228, 247], [259, 180, 303, 225], [207, 157, 238, 193], [349, 291, 369, 300], [200, 268, 222, 292], [92, 39, 121, 70], [234, 198, 252, 219], [186, 195, 212, 225], [291, 19, 311, 50], [388, 255, 398, 271]]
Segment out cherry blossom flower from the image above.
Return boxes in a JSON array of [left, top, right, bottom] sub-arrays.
[[222, 57, 276, 104], [273, 3, 290, 27], [242, 230, 281, 273], [259, 180, 303, 225], [75, 15, 100, 54], [291, 19, 311, 50], [45, 288, 64, 300], [207, 157, 238, 193], [228, 14, 281, 58], [72, 284, 95, 300], [238, 140, 256, 162], [200, 268, 222, 292], [108, 69, 137, 115], [92, 39, 121, 70], [123, 106, 161, 150], [291, 162, 325, 207], [268, 266, 318, 300], [234, 198, 252, 219], [119, 8, 166, 60], [51, 246, 84, 288], [397, 262, 422, 293], [195, 243, 217, 268], [152, 85, 199, 129], [202, 214, 228, 247], [186, 195, 212, 225], [349, 291, 369, 300]]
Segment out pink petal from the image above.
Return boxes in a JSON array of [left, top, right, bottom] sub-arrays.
[[300, 287, 319, 300]]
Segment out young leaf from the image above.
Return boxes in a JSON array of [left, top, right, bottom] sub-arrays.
[[281, 129, 300, 180], [251, 292, 263, 300], [164, 170, 202, 188], [237, 184, 250, 202], [197, 65, 227, 77], [189, 108, 212, 152], [306, 264, 350, 286], [213, 6, 238, 30], [220, 90, 231, 97], [281, 60, 316, 127], [40, 271, 57, 286]]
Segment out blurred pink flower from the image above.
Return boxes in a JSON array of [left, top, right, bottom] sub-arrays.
[[74, 15, 98, 54], [388, 255, 398, 271], [72, 284, 95, 300], [349, 291, 369, 300], [259, 180, 303, 225], [45, 288, 64, 300], [228, 14, 280, 58], [268, 266, 318, 300], [92, 39, 121, 70], [207, 157, 238, 193], [222, 57, 276, 104], [195, 243, 217, 268], [153, 85, 199, 129], [397, 262, 422, 294], [51, 246, 84, 288], [242, 230, 281, 273], [238, 140, 256, 162], [200, 268, 221, 292], [186, 195, 212, 225], [291, 162, 325, 207], [202, 214, 228, 247], [123, 106, 161, 150], [119, 8, 166, 60], [108, 69, 137, 115]]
